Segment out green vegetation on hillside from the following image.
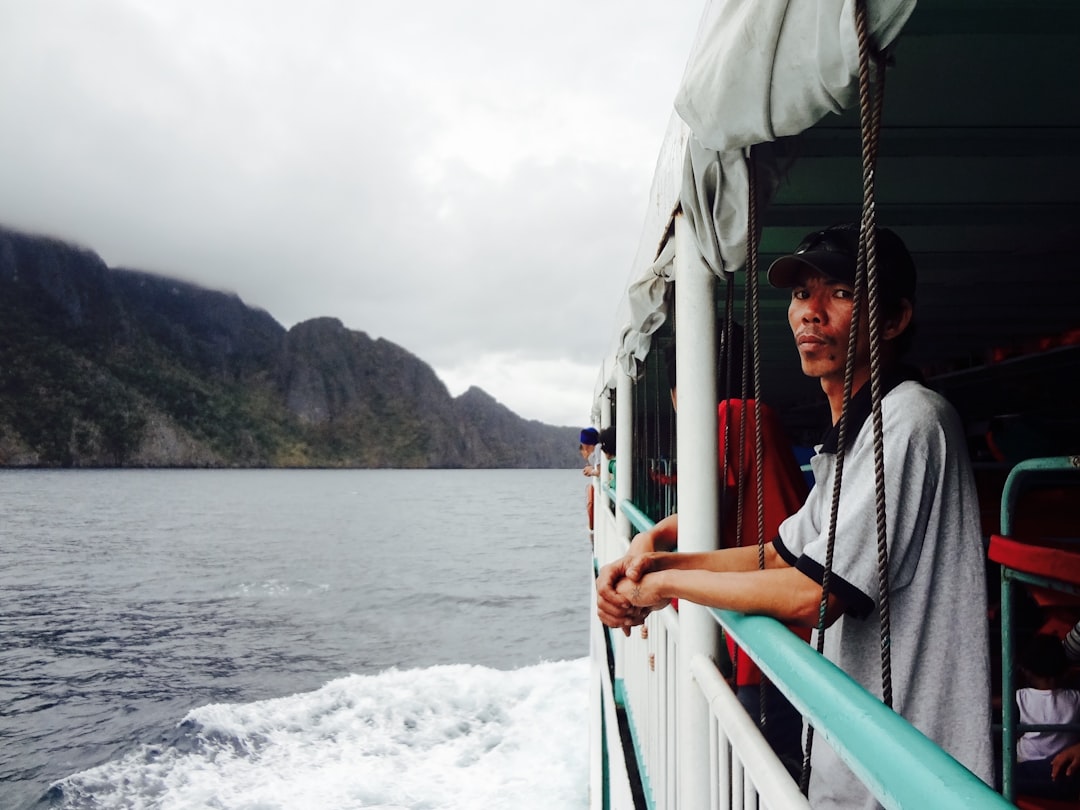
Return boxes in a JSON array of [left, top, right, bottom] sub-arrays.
[[0, 226, 580, 468]]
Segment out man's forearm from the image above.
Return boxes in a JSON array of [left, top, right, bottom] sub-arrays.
[[650, 565, 833, 627], [652, 543, 783, 574], [628, 513, 679, 555]]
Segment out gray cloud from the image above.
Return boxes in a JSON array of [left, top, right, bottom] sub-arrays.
[[0, 0, 703, 426]]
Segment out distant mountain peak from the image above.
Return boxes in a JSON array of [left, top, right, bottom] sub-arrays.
[[0, 224, 581, 469]]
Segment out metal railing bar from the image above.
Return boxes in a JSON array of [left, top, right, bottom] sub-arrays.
[[714, 609, 1012, 810]]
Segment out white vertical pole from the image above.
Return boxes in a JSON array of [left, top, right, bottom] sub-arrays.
[[599, 384, 628, 691], [673, 212, 721, 809], [589, 605, 604, 810], [615, 366, 633, 541]]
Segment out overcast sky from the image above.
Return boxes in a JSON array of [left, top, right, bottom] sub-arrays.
[[0, 1, 704, 427]]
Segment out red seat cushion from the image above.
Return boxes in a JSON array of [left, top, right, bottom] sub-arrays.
[[989, 535, 1080, 586], [1015, 796, 1080, 810]]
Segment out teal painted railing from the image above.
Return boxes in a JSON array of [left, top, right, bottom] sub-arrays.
[[620, 499, 654, 535], [719, 611, 1008, 809], [1000, 454, 1080, 537], [615, 499, 1012, 810]]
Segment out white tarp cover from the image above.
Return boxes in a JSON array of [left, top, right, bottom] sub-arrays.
[[675, 0, 917, 152], [607, 137, 793, 390], [592, 236, 676, 426], [603, 0, 916, 394], [680, 138, 797, 282], [593, 113, 689, 411]]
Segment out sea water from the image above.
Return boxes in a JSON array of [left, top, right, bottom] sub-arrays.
[[0, 469, 592, 810]]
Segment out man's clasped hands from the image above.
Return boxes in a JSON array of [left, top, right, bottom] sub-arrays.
[[595, 542, 672, 635]]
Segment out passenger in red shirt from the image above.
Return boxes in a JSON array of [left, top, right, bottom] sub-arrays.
[[623, 329, 809, 775]]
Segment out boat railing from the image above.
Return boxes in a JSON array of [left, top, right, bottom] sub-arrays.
[[593, 488, 809, 810], [591, 485, 1013, 810]]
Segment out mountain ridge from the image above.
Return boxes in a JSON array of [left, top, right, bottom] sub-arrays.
[[0, 225, 581, 468]]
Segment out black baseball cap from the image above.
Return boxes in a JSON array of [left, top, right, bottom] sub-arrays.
[[767, 223, 916, 305]]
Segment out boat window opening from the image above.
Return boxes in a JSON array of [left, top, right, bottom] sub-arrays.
[[631, 322, 677, 526], [603, 388, 617, 514]]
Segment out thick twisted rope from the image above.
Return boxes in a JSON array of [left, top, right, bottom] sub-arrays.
[[800, 0, 891, 791], [745, 148, 772, 731], [854, 0, 895, 711]]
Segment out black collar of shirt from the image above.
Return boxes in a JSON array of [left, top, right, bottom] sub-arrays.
[[818, 365, 924, 454]]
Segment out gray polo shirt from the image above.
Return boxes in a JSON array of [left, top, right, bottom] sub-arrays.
[[776, 377, 993, 809]]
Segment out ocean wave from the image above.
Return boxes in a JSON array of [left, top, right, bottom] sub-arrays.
[[48, 658, 589, 810]]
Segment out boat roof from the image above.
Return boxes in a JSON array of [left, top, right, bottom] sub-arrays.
[[600, 0, 1080, 443]]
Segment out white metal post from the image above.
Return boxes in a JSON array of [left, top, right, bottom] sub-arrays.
[[673, 212, 721, 809], [598, 384, 628, 692]]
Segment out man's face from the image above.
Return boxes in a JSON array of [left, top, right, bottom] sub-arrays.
[[786, 267, 868, 384], [580, 443, 596, 460]]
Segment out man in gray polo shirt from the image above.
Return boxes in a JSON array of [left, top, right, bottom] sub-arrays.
[[596, 224, 993, 808]]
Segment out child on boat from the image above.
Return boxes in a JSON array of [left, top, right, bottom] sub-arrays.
[[1015, 633, 1080, 799]]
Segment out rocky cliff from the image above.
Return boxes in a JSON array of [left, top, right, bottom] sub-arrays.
[[0, 225, 580, 468]]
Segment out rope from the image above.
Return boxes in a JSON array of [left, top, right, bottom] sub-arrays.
[[800, 218, 862, 792], [651, 347, 661, 516], [747, 150, 768, 571], [745, 148, 772, 731], [854, 0, 895, 710], [720, 272, 739, 689], [800, 0, 891, 791], [720, 278, 738, 546]]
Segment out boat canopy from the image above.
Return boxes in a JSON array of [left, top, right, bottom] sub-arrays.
[[595, 0, 916, 412]]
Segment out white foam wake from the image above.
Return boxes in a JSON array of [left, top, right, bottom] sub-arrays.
[[52, 658, 590, 810]]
